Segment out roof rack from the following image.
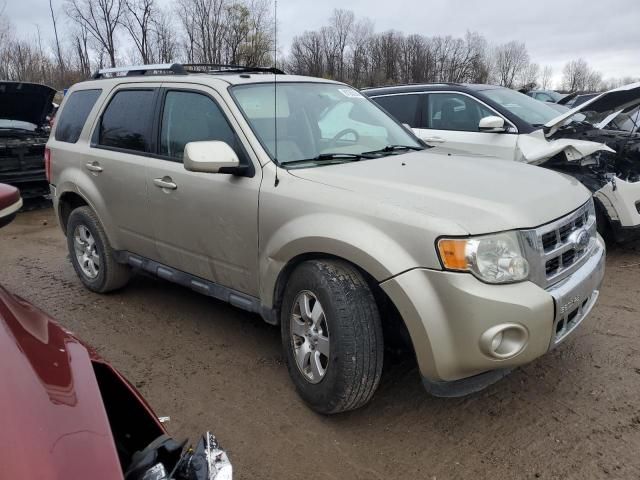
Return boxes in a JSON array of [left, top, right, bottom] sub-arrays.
[[181, 63, 285, 75], [91, 62, 285, 79]]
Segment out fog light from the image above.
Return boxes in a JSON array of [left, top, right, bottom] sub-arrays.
[[491, 331, 504, 352], [480, 324, 528, 359]]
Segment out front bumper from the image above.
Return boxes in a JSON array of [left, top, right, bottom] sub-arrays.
[[380, 235, 605, 394]]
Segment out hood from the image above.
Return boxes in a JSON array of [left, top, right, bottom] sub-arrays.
[[289, 148, 591, 234], [517, 129, 615, 165], [545, 82, 640, 136], [0, 81, 56, 127], [0, 285, 124, 480]]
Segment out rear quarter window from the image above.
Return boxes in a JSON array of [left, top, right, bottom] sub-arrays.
[[54, 89, 102, 143]]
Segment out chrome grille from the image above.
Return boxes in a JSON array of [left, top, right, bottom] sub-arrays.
[[520, 200, 597, 289]]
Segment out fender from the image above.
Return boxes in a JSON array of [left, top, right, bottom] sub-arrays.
[[259, 213, 426, 309]]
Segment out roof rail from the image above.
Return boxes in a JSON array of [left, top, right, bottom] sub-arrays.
[[181, 63, 285, 75], [361, 82, 462, 90], [91, 62, 285, 79], [92, 63, 186, 79]]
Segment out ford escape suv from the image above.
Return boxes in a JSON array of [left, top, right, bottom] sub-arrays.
[[48, 64, 605, 414]]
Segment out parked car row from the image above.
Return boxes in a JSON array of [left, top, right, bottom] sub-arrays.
[[42, 63, 607, 417]]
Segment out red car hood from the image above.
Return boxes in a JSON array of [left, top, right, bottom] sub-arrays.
[[0, 285, 124, 480]]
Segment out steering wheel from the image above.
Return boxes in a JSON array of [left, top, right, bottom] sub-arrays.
[[329, 128, 359, 147]]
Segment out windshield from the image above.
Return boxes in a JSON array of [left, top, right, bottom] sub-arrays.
[[604, 105, 640, 133], [481, 87, 562, 126], [231, 82, 422, 166]]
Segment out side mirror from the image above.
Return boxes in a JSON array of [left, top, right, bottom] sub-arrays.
[[478, 116, 506, 133], [0, 183, 22, 229], [183, 141, 240, 174]]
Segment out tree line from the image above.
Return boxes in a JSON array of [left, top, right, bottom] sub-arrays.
[[0, 1, 636, 92]]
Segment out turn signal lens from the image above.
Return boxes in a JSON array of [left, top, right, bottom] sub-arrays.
[[437, 239, 469, 271]]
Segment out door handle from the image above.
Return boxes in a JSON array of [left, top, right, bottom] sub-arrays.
[[422, 136, 446, 143], [85, 162, 103, 173], [153, 177, 177, 190]]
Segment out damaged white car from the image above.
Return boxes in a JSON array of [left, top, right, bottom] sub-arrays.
[[364, 82, 640, 242]]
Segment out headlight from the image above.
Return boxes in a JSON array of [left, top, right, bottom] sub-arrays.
[[437, 231, 529, 284]]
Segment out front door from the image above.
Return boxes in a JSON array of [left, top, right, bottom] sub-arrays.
[[146, 85, 261, 296]]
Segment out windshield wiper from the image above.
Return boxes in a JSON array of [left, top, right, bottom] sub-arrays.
[[282, 152, 371, 166], [362, 144, 424, 156]]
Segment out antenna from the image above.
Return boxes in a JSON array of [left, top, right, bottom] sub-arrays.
[[273, 0, 280, 186]]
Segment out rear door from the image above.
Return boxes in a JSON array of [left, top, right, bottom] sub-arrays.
[[145, 84, 261, 296], [417, 92, 518, 160], [86, 84, 160, 259]]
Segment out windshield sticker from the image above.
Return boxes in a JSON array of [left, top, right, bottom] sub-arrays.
[[339, 89, 364, 99]]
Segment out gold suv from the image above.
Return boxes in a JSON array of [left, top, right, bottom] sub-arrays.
[[48, 64, 605, 414]]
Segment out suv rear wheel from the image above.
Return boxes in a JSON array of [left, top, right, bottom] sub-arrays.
[[66, 206, 130, 293], [280, 260, 384, 414]]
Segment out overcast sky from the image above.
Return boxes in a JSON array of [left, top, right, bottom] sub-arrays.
[[4, 0, 640, 84]]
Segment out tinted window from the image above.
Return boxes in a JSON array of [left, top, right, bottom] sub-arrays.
[[160, 91, 237, 160], [55, 89, 101, 143], [372, 94, 420, 127], [426, 93, 494, 131], [99, 90, 155, 152]]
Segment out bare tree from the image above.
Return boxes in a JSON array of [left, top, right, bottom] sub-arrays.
[[329, 9, 354, 81], [122, 0, 155, 63], [150, 6, 178, 63], [491, 41, 529, 88], [541, 65, 553, 89], [239, 0, 273, 66], [518, 62, 539, 89], [66, 0, 124, 68]]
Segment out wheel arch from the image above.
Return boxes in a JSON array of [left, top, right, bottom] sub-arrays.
[[271, 252, 416, 358], [57, 190, 89, 235]]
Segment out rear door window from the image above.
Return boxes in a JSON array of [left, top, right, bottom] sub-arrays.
[[98, 89, 156, 152], [372, 94, 421, 127], [54, 89, 102, 143]]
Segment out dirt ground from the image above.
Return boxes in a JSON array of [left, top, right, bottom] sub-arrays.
[[2, 203, 640, 480]]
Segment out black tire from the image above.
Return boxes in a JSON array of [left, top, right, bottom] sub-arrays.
[[66, 206, 130, 293], [280, 260, 384, 414]]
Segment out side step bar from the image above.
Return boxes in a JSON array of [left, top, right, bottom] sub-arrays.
[[115, 251, 278, 325]]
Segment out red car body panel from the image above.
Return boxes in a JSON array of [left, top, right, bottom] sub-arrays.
[[0, 285, 164, 479], [0, 182, 20, 210]]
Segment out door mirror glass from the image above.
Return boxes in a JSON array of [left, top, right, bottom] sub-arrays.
[[183, 141, 240, 174], [478, 115, 506, 133]]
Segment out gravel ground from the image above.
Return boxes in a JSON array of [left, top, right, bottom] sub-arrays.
[[2, 203, 640, 480]]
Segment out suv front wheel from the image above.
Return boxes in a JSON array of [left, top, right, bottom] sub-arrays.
[[280, 260, 384, 414], [66, 206, 131, 293]]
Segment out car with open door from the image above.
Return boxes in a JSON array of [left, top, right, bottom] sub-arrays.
[[364, 82, 640, 242], [0, 184, 232, 480]]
